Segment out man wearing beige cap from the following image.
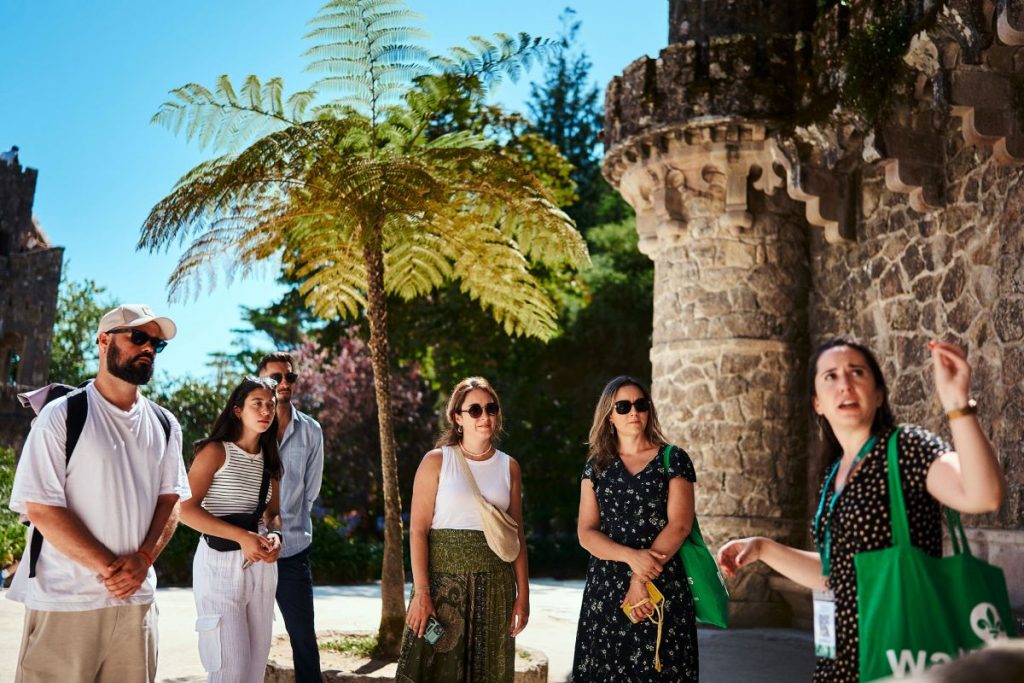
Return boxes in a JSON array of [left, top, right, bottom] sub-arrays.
[[7, 304, 191, 682]]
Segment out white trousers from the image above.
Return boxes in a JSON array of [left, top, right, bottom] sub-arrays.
[[193, 538, 278, 683]]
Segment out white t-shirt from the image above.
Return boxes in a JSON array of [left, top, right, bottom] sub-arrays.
[[431, 446, 511, 530], [6, 383, 191, 611]]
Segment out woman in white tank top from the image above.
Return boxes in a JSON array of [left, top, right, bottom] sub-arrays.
[[180, 376, 284, 682], [396, 377, 529, 683]]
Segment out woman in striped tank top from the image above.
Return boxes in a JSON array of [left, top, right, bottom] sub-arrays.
[[180, 376, 285, 682]]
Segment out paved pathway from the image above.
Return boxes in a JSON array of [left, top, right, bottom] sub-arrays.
[[1, 580, 815, 682]]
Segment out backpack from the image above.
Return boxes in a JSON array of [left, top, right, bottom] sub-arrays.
[[17, 381, 172, 578]]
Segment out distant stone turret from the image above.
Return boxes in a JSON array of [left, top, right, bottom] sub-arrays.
[[0, 156, 64, 452]]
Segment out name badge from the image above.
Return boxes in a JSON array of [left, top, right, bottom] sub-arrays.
[[813, 589, 836, 659]]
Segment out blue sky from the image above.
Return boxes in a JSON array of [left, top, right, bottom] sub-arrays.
[[1, 1, 665, 379]]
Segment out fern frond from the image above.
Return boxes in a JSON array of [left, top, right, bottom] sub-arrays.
[[304, 0, 429, 118], [151, 75, 304, 152], [430, 32, 555, 87]]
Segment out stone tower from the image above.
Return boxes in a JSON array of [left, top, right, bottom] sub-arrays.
[[604, 0, 821, 624], [0, 156, 64, 451], [605, 0, 1024, 624]]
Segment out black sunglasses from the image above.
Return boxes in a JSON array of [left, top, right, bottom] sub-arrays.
[[457, 402, 499, 419], [107, 328, 168, 353], [267, 372, 298, 384], [613, 398, 650, 415]]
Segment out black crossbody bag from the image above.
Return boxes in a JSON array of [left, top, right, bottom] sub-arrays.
[[203, 461, 271, 552]]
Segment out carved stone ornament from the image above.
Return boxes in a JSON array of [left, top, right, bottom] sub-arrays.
[[604, 120, 852, 257]]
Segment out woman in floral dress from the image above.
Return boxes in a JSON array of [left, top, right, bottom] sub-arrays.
[[573, 375, 699, 682]]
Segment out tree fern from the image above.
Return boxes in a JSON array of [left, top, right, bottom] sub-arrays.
[[141, 0, 588, 655]]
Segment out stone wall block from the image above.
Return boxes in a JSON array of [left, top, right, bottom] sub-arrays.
[[879, 263, 905, 298], [1004, 345, 1024, 386], [892, 373, 928, 407], [993, 298, 1024, 341], [940, 257, 967, 302], [911, 273, 939, 302]]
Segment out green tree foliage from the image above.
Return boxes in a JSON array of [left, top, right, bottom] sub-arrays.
[[149, 376, 236, 459], [139, 0, 588, 654], [289, 334, 434, 521], [0, 447, 25, 572], [527, 8, 630, 229], [48, 271, 114, 385]]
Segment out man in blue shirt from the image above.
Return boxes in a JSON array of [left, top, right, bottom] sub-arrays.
[[258, 352, 325, 682]]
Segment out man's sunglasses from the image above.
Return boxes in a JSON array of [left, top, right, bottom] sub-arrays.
[[267, 372, 298, 384], [107, 328, 168, 353], [457, 402, 500, 419], [614, 398, 651, 415]]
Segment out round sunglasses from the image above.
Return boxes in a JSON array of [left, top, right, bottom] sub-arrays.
[[613, 398, 651, 415], [457, 402, 500, 419]]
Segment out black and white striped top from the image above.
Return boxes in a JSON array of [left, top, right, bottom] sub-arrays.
[[200, 442, 271, 516]]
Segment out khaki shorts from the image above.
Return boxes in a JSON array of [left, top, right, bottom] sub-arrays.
[[16, 602, 158, 683]]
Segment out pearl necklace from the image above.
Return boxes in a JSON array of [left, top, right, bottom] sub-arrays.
[[460, 440, 492, 458]]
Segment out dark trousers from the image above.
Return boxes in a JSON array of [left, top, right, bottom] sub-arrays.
[[275, 546, 322, 682]]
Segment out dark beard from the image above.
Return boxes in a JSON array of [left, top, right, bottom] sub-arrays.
[[106, 341, 154, 385]]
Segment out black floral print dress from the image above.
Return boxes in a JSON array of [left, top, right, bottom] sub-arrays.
[[572, 445, 699, 682], [812, 425, 951, 683]]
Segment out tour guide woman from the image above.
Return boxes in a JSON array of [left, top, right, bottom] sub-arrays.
[[180, 376, 284, 682], [717, 338, 1005, 683], [396, 377, 529, 683], [573, 375, 699, 682]]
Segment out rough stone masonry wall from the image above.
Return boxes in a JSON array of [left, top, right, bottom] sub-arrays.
[[809, 126, 1024, 600]]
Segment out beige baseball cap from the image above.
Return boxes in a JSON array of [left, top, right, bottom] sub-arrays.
[[97, 304, 177, 340]]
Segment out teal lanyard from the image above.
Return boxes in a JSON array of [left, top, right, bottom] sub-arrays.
[[813, 434, 879, 577]]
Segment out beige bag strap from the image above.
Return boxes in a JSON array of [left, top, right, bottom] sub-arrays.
[[452, 444, 491, 507]]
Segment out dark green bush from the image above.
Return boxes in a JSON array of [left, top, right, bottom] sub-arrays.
[[0, 447, 27, 571], [311, 516, 384, 584], [154, 523, 200, 586], [527, 534, 589, 579]]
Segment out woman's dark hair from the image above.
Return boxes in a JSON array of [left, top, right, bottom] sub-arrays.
[[587, 375, 668, 475], [436, 376, 504, 448], [193, 376, 283, 479], [807, 337, 896, 467]]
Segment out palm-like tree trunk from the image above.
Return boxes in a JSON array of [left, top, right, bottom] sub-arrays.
[[363, 229, 407, 657]]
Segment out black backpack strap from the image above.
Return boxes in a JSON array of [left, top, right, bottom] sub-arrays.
[[148, 399, 172, 444], [254, 460, 271, 521], [64, 391, 88, 465], [30, 389, 89, 578]]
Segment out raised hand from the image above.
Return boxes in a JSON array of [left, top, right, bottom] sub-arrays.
[[928, 341, 971, 412]]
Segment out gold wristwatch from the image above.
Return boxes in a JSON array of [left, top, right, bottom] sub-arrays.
[[946, 399, 977, 421]]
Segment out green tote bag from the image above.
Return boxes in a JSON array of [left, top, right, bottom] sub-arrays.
[[855, 428, 1016, 681], [663, 446, 729, 628]]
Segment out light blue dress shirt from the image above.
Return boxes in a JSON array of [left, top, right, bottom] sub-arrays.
[[277, 404, 324, 558]]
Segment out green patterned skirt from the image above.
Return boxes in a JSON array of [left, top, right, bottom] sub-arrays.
[[395, 529, 516, 683]]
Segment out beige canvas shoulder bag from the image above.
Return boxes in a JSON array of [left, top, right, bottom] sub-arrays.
[[453, 445, 521, 562]]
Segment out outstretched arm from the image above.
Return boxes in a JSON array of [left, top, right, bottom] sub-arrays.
[[717, 537, 827, 591]]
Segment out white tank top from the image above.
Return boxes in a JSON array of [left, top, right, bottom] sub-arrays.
[[431, 445, 512, 531]]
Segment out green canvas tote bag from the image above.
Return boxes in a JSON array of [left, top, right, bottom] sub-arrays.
[[662, 446, 729, 628], [855, 428, 1016, 681]]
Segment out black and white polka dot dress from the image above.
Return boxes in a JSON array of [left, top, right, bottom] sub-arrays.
[[812, 425, 951, 683], [572, 445, 699, 682]]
